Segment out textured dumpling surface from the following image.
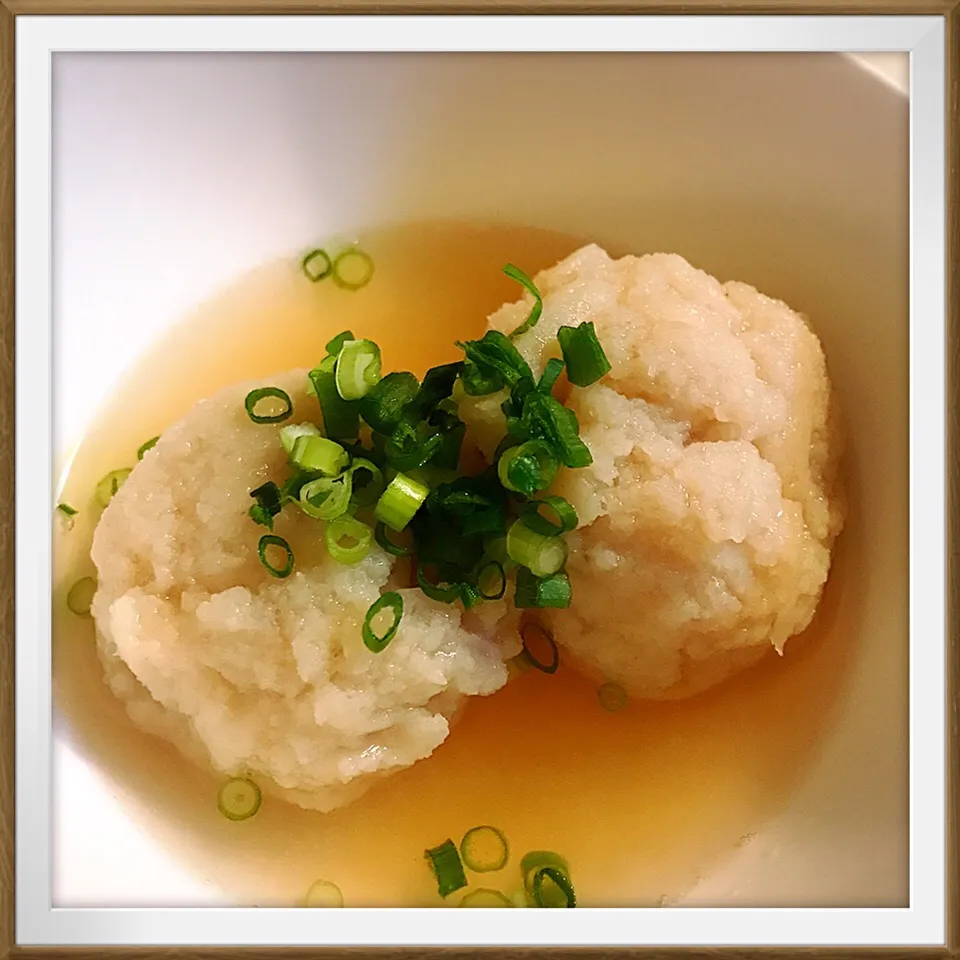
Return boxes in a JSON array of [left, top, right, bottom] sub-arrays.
[[91, 372, 514, 812], [460, 244, 844, 699]]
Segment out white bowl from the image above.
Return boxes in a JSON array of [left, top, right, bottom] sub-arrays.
[[52, 51, 908, 909]]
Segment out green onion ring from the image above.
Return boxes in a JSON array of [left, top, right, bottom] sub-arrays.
[[374, 521, 415, 557], [245, 387, 294, 424], [258, 534, 294, 578], [520, 620, 560, 674], [519, 496, 579, 537], [302, 248, 333, 282], [325, 516, 373, 565], [363, 591, 404, 653], [331, 249, 375, 291], [416, 562, 463, 605], [532, 866, 576, 908], [477, 560, 507, 601]]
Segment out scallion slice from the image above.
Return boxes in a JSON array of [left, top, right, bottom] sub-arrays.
[[279, 422, 322, 456], [217, 776, 262, 821], [424, 838, 468, 898], [325, 516, 373, 565], [302, 248, 333, 282], [497, 440, 559, 497], [348, 458, 384, 507], [304, 879, 344, 908], [245, 387, 293, 425], [518, 393, 592, 469], [137, 436, 160, 459], [503, 264, 543, 339], [416, 562, 464, 605], [460, 889, 513, 908], [299, 474, 352, 521], [363, 591, 403, 653], [331, 249, 375, 291], [66, 576, 96, 617], [520, 851, 571, 897], [308, 356, 360, 441], [506, 521, 568, 577], [249, 481, 283, 530], [290, 435, 349, 476], [335, 339, 382, 401], [537, 357, 565, 394], [359, 371, 420, 434], [557, 320, 612, 387], [598, 682, 628, 712], [375, 472, 429, 532], [56, 503, 78, 530], [477, 560, 507, 601], [258, 534, 294, 578], [370, 523, 410, 559], [325, 329, 356, 356], [532, 866, 576, 908], [519, 496, 578, 537], [519, 620, 560, 674], [95, 468, 132, 507], [460, 825, 509, 873], [514, 568, 572, 610]]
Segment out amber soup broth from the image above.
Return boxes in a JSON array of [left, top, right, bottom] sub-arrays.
[[53, 221, 856, 908]]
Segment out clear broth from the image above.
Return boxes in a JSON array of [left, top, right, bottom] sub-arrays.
[[53, 221, 857, 908]]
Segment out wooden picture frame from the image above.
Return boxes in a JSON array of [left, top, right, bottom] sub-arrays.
[[0, 3, 956, 957]]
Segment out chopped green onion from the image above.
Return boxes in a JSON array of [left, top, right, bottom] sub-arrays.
[[374, 521, 415, 557], [460, 889, 513, 908], [506, 521, 568, 577], [416, 563, 464, 605], [290, 435, 349, 476], [458, 330, 533, 392], [532, 866, 576, 908], [217, 777, 262, 821], [518, 620, 560, 674], [383, 422, 444, 472], [598, 682, 628, 712], [258, 534, 294, 578], [477, 560, 507, 601], [349, 458, 385, 506], [537, 357, 565, 394], [304, 880, 344, 908], [363, 592, 404, 653], [515, 568, 572, 610], [521, 851, 571, 897], [557, 320, 612, 387], [503, 264, 543, 339], [432, 420, 466, 471], [95, 468, 132, 507], [519, 496, 578, 537], [66, 576, 96, 617], [331, 249, 375, 291], [518, 393, 592, 469], [245, 387, 293, 425], [460, 365, 504, 397], [325, 328, 356, 356], [424, 838, 468, 898], [308, 356, 360, 441], [335, 338, 382, 401], [497, 440, 559, 497], [249, 481, 283, 530], [325, 516, 373, 565], [299, 474, 352, 520], [137, 436, 160, 459], [359, 371, 420, 434], [302, 248, 333, 282], [279, 422, 322, 456], [415, 362, 464, 412], [375, 472, 429, 532], [56, 502, 78, 517], [460, 825, 509, 873]]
